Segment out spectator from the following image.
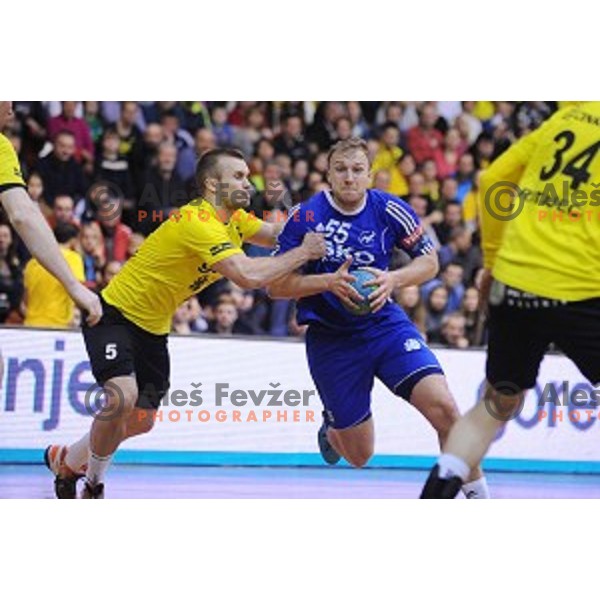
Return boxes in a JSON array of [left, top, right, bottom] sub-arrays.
[[440, 312, 469, 349], [421, 159, 441, 203], [47, 101, 95, 171], [273, 114, 309, 162], [94, 129, 135, 201], [84, 101, 105, 144], [395, 284, 427, 335], [133, 123, 165, 195], [471, 132, 495, 170], [434, 200, 463, 246], [422, 262, 465, 312], [371, 122, 406, 196], [234, 106, 269, 157], [23, 222, 84, 328], [0, 224, 24, 324], [407, 103, 444, 164], [36, 130, 87, 205], [347, 101, 370, 138], [194, 127, 217, 160], [172, 299, 194, 335], [160, 109, 196, 181], [255, 138, 275, 164], [425, 284, 450, 344], [334, 116, 353, 142], [289, 158, 309, 202], [433, 128, 466, 180], [83, 184, 132, 262], [306, 101, 345, 151], [115, 102, 144, 179], [47, 194, 79, 231], [225, 283, 263, 334], [208, 297, 253, 335], [439, 225, 482, 285], [456, 102, 483, 145], [138, 142, 188, 235], [455, 153, 476, 202], [462, 170, 481, 231], [211, 106, 235, 147], [372, 169, 391, 192], [79, 221, 105, 291], [461, 286, 486, 347], [404, 172, 430, 204], [26, 171, 51, 219], [101, 260, 122, 288]]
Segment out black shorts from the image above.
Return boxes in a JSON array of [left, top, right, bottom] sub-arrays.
[[486, 282, 600, 393], [82, 297, 170, 409]]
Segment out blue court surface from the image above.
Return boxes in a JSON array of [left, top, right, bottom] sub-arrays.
[[1, 464, 599, 499]]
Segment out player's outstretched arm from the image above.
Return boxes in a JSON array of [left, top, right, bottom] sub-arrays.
[[266, 257, 362, 307], [0, 187, 103, 326], [212, 232, 326, 290], [246, 222, 284, 248]]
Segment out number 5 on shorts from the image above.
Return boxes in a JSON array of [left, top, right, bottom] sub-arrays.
[[105, 343, 118, 360]]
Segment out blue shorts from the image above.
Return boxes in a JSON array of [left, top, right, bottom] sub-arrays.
[[305, 322, 444, 430]]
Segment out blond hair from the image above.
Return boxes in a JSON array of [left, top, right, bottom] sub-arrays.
[[326, 137, 370, 168]]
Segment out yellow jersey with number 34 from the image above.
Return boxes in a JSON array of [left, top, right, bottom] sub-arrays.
[[102, 200, 263, 334], [0, 133, 26, 192], [480, 102, 600, 301]]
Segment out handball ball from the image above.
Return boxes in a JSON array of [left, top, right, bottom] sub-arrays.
[[346, 268, 377, 316]]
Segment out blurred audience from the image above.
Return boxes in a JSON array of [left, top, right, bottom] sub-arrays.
[[3, 100, 560, 345]]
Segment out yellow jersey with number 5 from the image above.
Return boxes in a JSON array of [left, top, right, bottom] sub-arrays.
[[0, 133, 26, 192], [480, 102, 600, 301], [102, 199, 263, 335]]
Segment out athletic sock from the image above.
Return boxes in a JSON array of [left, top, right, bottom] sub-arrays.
[[437, 453, 470, 482], [64, 433, 90, 474], [462, 476, 491, 499], [86, 452, 113, 486]]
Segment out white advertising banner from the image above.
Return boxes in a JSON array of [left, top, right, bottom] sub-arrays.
[[0, 328, 598, 472]]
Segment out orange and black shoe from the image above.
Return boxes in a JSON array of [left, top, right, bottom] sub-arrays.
[[44, 445, 83, 499]]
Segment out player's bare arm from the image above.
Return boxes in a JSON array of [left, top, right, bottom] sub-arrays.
[[212, 231, 326, 289], [267, 256, 362, 309], [246, 221, 284, 248], [0, 187, 103, 326]]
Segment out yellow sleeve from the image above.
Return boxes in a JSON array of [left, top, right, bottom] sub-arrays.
[[179, 211, 243, 268], [0, 134, 26, 192], [478, 126, 544, 269], [232, 208, 264, 240]]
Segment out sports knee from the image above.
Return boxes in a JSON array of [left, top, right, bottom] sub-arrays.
[[430, 398, 460, 436], [103, 379, 138, 419]]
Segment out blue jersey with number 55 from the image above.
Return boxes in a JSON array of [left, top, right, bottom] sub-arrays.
[[274, 189, 436, 331]]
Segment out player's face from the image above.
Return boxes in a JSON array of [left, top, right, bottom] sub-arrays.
[[0, 101, 14, 129], [328, 150, 371, 208], [216, 157, 253, 210]]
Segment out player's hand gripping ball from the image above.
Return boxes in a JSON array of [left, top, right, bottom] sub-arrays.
[[346, 268, 377, 315]]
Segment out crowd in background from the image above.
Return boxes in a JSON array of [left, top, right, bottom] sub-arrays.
[[0, 101, 562, 347]]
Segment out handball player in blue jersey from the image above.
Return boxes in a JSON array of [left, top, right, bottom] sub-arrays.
[[268, 138, 488, 498]]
